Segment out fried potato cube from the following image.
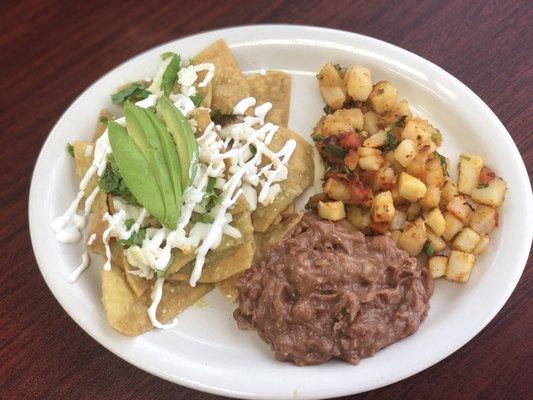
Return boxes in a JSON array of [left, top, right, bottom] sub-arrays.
[[363, 130, 387, 148], [394, 139, 417, 167], [426, 228, 447, 253], [318, 200, 346, 221], [363, 111, 380, 135], [458, 154, 483, 195], [424, 207, 446, 236], [359, 154, 384, 171], [420, 186, 441, 210], [406, 201, 422, 220], [369, 81, 398, 114], [390, 209, 407, 230], [451, 227, 480, 253], [398, 172, 427, 202], [320, 86, 346, 110], [440, 179, 459, 208], [343, 65, 372, 101], [373, 165, 397, 191], [324, 178, 351, 202], [390, 229, 401, 244], [382, 99, 411, 126], [358, 146, 381, 157], [317, 62, 343, 86], [425, 155, 445, 188], [400, 118, 432, 144], [346, 206, 371, 231], [429, 256, 448, 278], [445, 250, 475, 283], [322, 108, 364, 135], [472, 236, 490, 256], [442, 211, 464, 241], [398, 217, 427, 256], [446, 195, 472, 223], [471, 177, 507, 207], [469, 205, 498, 235], [372, 191, 395, 222]]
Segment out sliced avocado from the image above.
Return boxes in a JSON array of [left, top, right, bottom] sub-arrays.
[[124, 102, 178, 229], [156, 96, 199, 189], [108, 121, 165, 223], [145, 110, 182, 219]]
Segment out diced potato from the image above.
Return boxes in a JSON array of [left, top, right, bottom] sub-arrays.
[[445, 250, 475, 283], [429, 256, 448, 278], [420, 186, 441, 210], [359, 155, 384, 171], [363, 111, 380, 135], [346, 206, 371, 231], [324, 178, 350, 202], [369, 81, 398, 114], [390, 229, 401, 244], [317, 62, 343, 86], [440, 179, 458, 208], [425, 155, 445, 188], [390, 209, 407, 230], [469, 205, 498, 235], [363, 130, 387, 148], [373, 166, 397, 191], [318, 200, 346, 221], [398, 172, 427, 202], [451, 228, 480, 253], [391, 187, 409, 205], [400, 118, 432, 144], [382, 99, 411, 126], [398, 217, 427, 256], [442, 211, 464, 241], [471, 177, 507, 207], [372, 191, 395, 222], [357, 146, 381, 157], [472, 236, 490, 256], [424, 208, 446, 236], [320, 86, 346, 110], [458, 154, 483, 195], [343, 65, 372, 101], [319, 108, 364, 136], [426, 229, 447, 253], [446, 195, 473, 223], [406, 201, 422, 220], [394, 139, 417, 167]]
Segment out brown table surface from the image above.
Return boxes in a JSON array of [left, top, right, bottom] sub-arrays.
[[1, 0, 532, 399]]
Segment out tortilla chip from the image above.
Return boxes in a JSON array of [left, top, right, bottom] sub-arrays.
[[217, 272, 243, 302], [122, 253, 154, 297], [247, 71, 291, 127], [189, 108, 213, 134], [193, 39, 250, 114], [94, 109, 112, 140], [252, 127, 314, 232], [102, 264, 214, 336], [254, 212, 304, 262], [165, 250, 196, 275], [168, 240, 254, 283]]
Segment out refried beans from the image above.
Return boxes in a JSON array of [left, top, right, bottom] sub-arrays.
[[234, 213, 434, 366]]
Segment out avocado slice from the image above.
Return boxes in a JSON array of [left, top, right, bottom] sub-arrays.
[[124, 102, 179, 229], [145, 110, 182, 219], [156, 96, 199, 189], [108, 121, 165, 224]]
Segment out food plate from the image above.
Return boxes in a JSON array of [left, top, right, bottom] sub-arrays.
[[29, 25, 532, 399]]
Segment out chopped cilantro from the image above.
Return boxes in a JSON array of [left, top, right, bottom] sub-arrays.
[[66, 143, 74, 158], [99, 116, 109, 125], [384, 130, 397, 150], [323, 105, 334, 114], [312, 133, 325, 142], [111, 83, 151, 105], [191, 213, 215, 224], [431, 129, 442, 144], [477, 183, 488, 189], [119, 227, 146, 248], [98, 157, 137, 204], [124, 218, 135, 229], [190, 92, 203, 107], [161, 52, 174, 60], [436, 152, 449, 177], [423, 242, 436, 257], [461, 155, 472, 161], [206, 177, 217, 194], [333, 63, 346, 78], [161, 53, 180, 96], [249, 144, 257, 156], [324, 144, 348, 159], [210, 109, 223, 125]]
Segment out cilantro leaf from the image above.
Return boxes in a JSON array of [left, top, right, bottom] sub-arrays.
[[124, 218, 135, 229], [161, 53, 181, 96], [206, 177, 217, 194], [384, 130, 397, 150], [249, 144, 257, 157], [324, 144, 348, 159], [66, 143, 74, 158], [323, 105, 334, 114], [423, 242, 436, 257], [99, 116, 109, 125], [210, 109, 223, 125], [111, 83, 151, 105], [98, 157, 138, 204], [190, 92, 203, 107], [436, 152, 449, 176], [191, 213, 215, 224], [119, 227, 146, 248]]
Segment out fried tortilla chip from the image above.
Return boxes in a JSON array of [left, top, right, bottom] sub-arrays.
[[94, 109, 113, 140], [254, 212, 304, 263], [247, 71, 291, 127], [73, 141, 100, 211], [217, 272, 243, 302], [193, 39, 250, 114], [167, 240, 254, 283], [252, 127, 314, 232], [189, 108, 213, 134], [122, 253, 154, 297], [102, 264, 214, 336]]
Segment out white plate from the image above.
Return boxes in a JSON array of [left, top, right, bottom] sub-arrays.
[[29, 25, 532, 399]]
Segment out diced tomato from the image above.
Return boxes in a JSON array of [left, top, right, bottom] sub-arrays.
[[339, 132, 361, 149], [347, 175, 373, 207], [370, 221, 390, 234], [344, 150, 359, 171], [478, 166, 496, 185]]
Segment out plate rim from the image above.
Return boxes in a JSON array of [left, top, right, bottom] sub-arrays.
[[29, 24, 533, 399]]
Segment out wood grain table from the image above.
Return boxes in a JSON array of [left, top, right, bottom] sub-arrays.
[[1, 0, 531, 399]]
